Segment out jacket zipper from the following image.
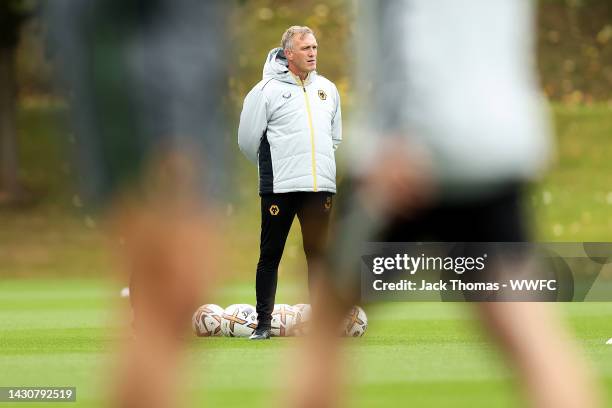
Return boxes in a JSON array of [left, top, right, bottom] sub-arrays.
[[300, 78, 318, 192]]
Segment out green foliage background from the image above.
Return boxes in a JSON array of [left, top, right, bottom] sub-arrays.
[[2, 0, 611, 278], [1, 4, 611, 406]]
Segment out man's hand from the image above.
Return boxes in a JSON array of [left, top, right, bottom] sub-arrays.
[[358, 138, 436, 218]]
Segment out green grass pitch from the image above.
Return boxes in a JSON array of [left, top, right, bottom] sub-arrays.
[[1, 279, 612, 407], [1, 103, 611, 406]]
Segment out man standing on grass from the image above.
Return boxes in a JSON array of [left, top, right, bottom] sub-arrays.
[[238, 26, 342, 340]]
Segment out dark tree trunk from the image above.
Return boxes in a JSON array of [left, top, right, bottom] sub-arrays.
[[0, 45, 22, 203]]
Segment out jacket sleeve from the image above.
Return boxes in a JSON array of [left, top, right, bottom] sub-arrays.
[[331, 85, 342, 151], [238, 87, 269, 164]]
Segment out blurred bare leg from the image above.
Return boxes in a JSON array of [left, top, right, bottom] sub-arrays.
[[110, 186, 221, 408], [288, 334, 343, 408], [287, 271, 353, 408], [478, 302, 602, 408]]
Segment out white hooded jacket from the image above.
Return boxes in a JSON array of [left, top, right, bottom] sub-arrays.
[[238, 48, 342, 194]]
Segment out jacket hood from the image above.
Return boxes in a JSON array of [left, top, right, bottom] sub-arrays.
[[262, 47, 316, 86]]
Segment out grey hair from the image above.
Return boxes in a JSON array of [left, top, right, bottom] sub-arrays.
[[281, 26, 314, 50]]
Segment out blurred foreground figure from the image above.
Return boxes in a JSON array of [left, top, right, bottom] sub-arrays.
[[47, 1, 229, 407], [293, 1, 602, 407]]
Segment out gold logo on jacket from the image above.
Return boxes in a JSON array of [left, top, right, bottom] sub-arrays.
[[318, 90, 327, 100], [324, 196, 332, 211], [269, 205, 280, 216]]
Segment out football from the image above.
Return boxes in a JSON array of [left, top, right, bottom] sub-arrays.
[[342, 306, 368, 337], [221, 304, 258, 337], [192, 304, 224, 337], [271, 304, 297, 336], [293, 303, 312, 336]]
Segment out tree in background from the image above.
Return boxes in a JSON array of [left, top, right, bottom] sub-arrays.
[[0, 0, 36, 204]]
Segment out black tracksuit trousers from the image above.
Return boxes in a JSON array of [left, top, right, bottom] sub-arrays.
[[255, 192, 333, 330]]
